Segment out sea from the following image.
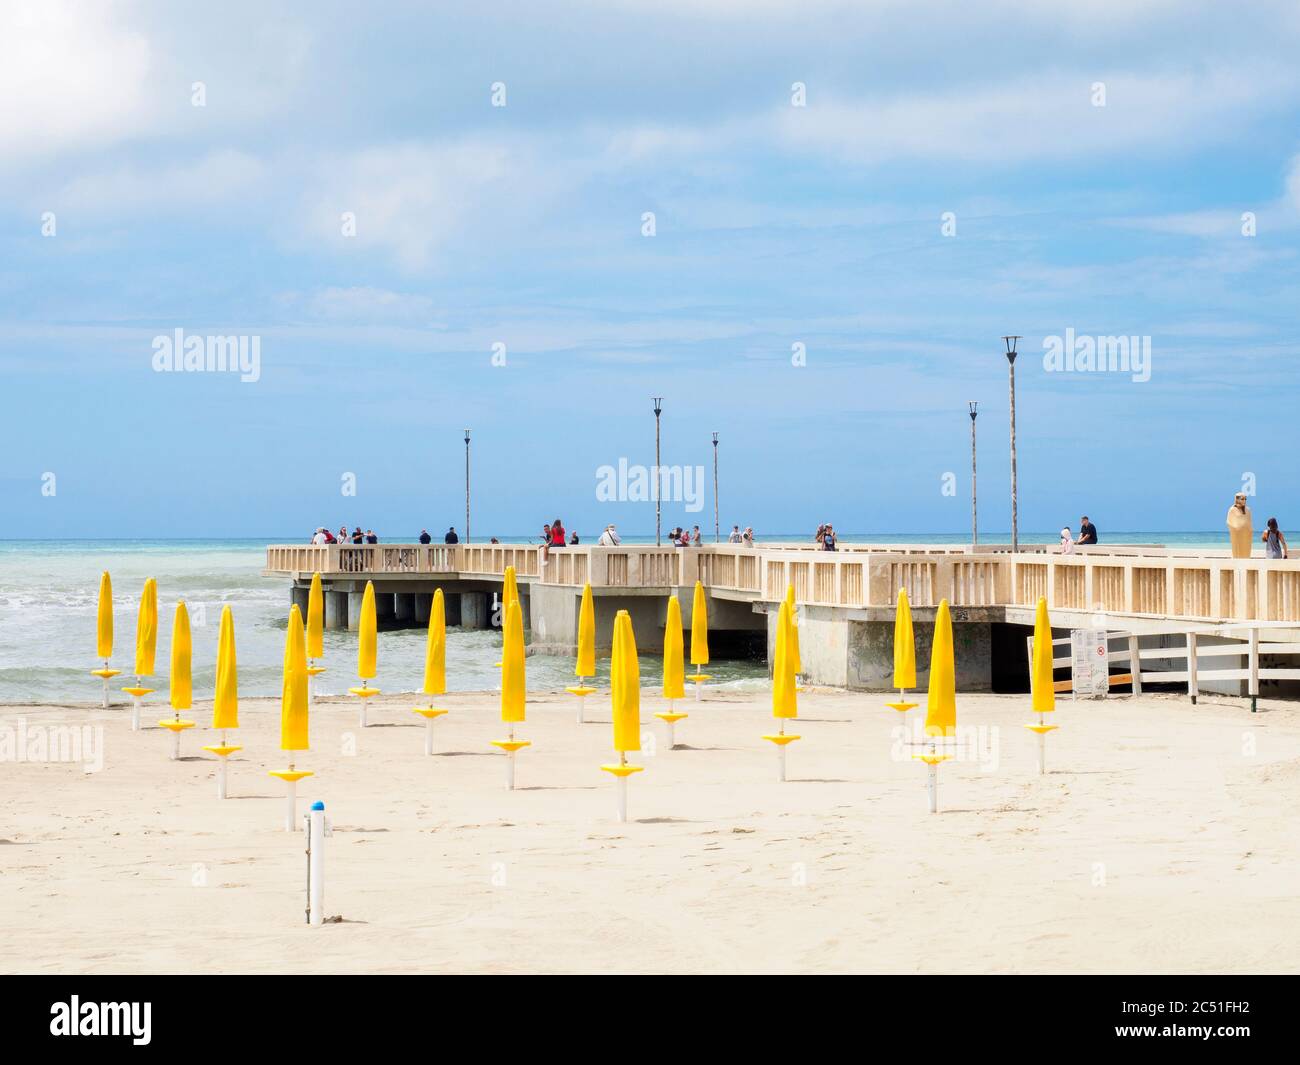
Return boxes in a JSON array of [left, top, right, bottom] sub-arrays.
[[0, 533, 1227, 705]]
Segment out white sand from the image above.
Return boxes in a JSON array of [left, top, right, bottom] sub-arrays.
[[2, 687, 1299, 974]]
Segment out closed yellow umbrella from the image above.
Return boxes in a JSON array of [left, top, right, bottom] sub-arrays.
[[348, 580, 381, 726], [269, 604, 312, 831], [203, 605, 243, 798], [784, 584, 802, 677], [159, 601, 196, 760], [763, 598, 802, 780], [655, 594, 688, 746], [122, 578, 157, 728], [886, 587, 919, 723], [566, 583, 597, 721], [90, 571, 121, 706], [917, 598, 956, 813], [502, 566, 519, 616], [490, 598, 530, 788], [305, 572, 326, 701], [1026, 597, 1060, 774], [601, 610, 645, 821], [412, 588, 449, 755], [687, 580, 712, 698]]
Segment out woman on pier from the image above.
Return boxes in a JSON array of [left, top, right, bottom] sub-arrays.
[[1263, 517, 1289, 559], [1227, 493, 1253, 558]]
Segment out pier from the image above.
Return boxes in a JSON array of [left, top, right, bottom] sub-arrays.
[[264, 541, 1300, 694]]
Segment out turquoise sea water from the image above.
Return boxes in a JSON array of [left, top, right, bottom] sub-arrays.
[[0, 533, 1224, 704]]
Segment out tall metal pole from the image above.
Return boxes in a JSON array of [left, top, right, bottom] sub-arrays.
[[968, 402, 978, 546], [1003, 336, 1021, 553], [712, 432, 719, 542], [653, 397, 663, 546], [464, 428, 471, 544]]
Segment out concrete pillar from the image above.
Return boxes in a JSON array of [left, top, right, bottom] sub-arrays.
[[375, 592, 395, 620], [290, 584, 310, 615], [395, 593, 415, 623], [461, 591, 489, 630], [325, 590, 348, 631], [444, 592, 463, 627], [347, 592, 365, 632], [414, 593, 432, 624]]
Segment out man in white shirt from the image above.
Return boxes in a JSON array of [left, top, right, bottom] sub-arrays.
[[311, 527, 328, 545], [598, 524, 622, 546]]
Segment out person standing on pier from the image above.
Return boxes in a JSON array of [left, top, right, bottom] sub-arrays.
[[1227, 493, 1254, 558], [743, 526, 755, 547], [822, 524, 838, 550], [729, 525, 742, 543], [1263, 517, 1289, 559], [444, 527, 459, 544], [419, 529, 432, 544]]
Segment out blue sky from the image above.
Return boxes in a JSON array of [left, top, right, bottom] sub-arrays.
[[3, 0, 1299, 539]]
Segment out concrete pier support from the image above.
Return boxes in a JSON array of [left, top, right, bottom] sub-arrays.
[[325, 590, 348, 630], [461, 592, 489, 630], [414, 593, 432, 624], [347, 591, 365, 632], [290, 584, 310, 616], [395, 593, 415, 624]]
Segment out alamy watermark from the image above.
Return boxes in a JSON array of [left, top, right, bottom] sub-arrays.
[[151, 329, 261, 383], [1043, 329, 1151, 383], [0, 718, 104, 773], [596, 459, 705, 512]]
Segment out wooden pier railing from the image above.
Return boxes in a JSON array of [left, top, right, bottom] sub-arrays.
[[265, 543, 1300, 624]]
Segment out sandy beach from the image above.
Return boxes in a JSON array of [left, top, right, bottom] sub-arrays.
[[2, 686, 1299, 975]]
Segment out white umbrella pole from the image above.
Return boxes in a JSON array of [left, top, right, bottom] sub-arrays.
[[667, 717, 676, 749], [778, 720, 787, 782], [285, 778, 297, 832], [617, 775, 628, 822], [170, 730, 180, 761], [1037, 717, 1047, 775], [424, 717, 434, 756], [927, 763, 938, 813], [506, 725, 515, 790], [358, 677, 367, 728], [131, 687, 141, 732], [101, 668, 110, 709], [577, 686, 586, 724], [694, 681, 702, 702]]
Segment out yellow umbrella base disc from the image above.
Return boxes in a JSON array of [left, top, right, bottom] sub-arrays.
[[157, 720, 196, 732], [566, 686, 597, 696], [491, 740, 530, 753], [306, 666, 327, 677], [202, 744, 242, 757], [91, 669, 122, 679], [268, 770, 314, 782], [655, 712, 689, 723], [348, 686, 381, 698], [762, 733, 801, 746], [913, 754, 952, 765], [412, 707, 449, 719], [687, 674, 712, 683], [600, 764, 645, 777], [886, 701, 919, 713], [122, 687, 154, 697], [1024, 724, 1060, 734]]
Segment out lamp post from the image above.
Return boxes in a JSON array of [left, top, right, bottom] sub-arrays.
[[653, 397, 663, 546], [712, 432, 720, 543], [968, 402, 978, 546], [1003, 336, 1021, 553], [464, 428, 471, 544]]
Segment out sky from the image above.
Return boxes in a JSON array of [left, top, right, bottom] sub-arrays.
[[3, 0, 1299, 539]]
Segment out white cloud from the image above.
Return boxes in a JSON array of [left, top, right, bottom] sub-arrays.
[[55, 149, 266, 213], [0, 1, 155, 166]]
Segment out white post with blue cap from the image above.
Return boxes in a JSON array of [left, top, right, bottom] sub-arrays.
[[307, 801, 325, 927]]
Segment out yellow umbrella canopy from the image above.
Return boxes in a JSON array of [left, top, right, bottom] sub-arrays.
[[610, 611, 641, 753], [169, 600, 192, 711], [690, 580, 709, 667], [423, 588, 447, 696], [306, 572, 324, 660], [134, 578, 158, 677], [784, 585, 801, 676], [502, 566, 519, 617], [576, 583, 596, 678], [280, 604, 309, 750], [357, 580, 377, 680], [892, 587, 917, 690], [213, 605, 239, 730], [924, 599, 956, 737], [95, 571, 114, 660], [1031, 597, 1056, 714], [500, 598, 526, 723], [663, 595, 685, 700], [772, 598, 798, 719]]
